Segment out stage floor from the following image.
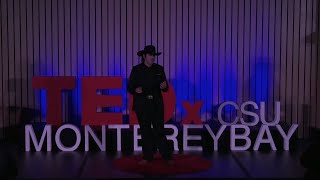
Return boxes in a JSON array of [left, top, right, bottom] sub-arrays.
[[14, 142, 307, 179]]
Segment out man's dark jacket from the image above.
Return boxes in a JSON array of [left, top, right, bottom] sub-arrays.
[[127, 62, 168, 112]]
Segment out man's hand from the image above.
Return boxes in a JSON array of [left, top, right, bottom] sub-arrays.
[[135, 87, 143, 94], [160, 81, 167, 90]]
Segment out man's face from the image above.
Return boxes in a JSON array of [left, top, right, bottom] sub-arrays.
[[144, 53, 155, 65]]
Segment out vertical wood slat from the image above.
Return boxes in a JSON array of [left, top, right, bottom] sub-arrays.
[[219, 0, 225, 105], [306, 0, 312, 135], [231, 0, 239, 105], [126, 0, 132, 116], [176, 0, 183, 121], [101, 0, 108, 77], [0, 0, 5, 130], [163, 0, 170, 93], [83, 0, 89, 76], [89, 0, 95, 76], [212, 0, 219, 106], [2, 0, 9, 127], [26, 0, 34, 121], [188, 0, 195, 102], [242, 0, 250, 103], [200, 0, 207, 119], [145, 0, 151, 45], [299, 0, 308, 137], [107, 0, 114, 76], [194, 0, 200, 106], [114, 0, 121, 78], [286, 0, 294, 127], [316, 0, 320, 129], [64, 0, 72, 121], [237, 0, 244, 108], [20, 0, 26, 110], [63, 0, 67, 77], [157, 0, 163, 66], [120, 0, 127, 114], [13, 0, 21, 124], [132, 0, 139, 66], [310, 0, 318, 129], [138, 0, 145, 63], [288, 0, 303, 133], [274, 0, 281, 114], [38, 0, 46, 121], [267, 0, 275, 118], [0, 0, 319, 138], [304, 0, 313, 136], [0, 1, 2, 134], [151, 0, 158, 46], [181, 0, 188, 119], [225, 0, 232, 122], [57, 0, 64, 122], [7, 0, 14, 125], [206, 0, 214, 121], [126, 0, 132, 79], [70, 0, 77, 123], [280, 0, 287, 124]]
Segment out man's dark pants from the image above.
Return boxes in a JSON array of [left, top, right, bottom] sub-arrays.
[[135, 98, 172, 161]]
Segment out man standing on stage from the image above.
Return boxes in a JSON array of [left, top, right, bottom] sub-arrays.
[[127, 45, 174, 165]]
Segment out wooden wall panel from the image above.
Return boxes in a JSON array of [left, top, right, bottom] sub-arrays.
[[0, 0, 319, 138]]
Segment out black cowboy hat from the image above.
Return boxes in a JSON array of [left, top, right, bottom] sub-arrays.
[[137, 45, 162, 56]]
